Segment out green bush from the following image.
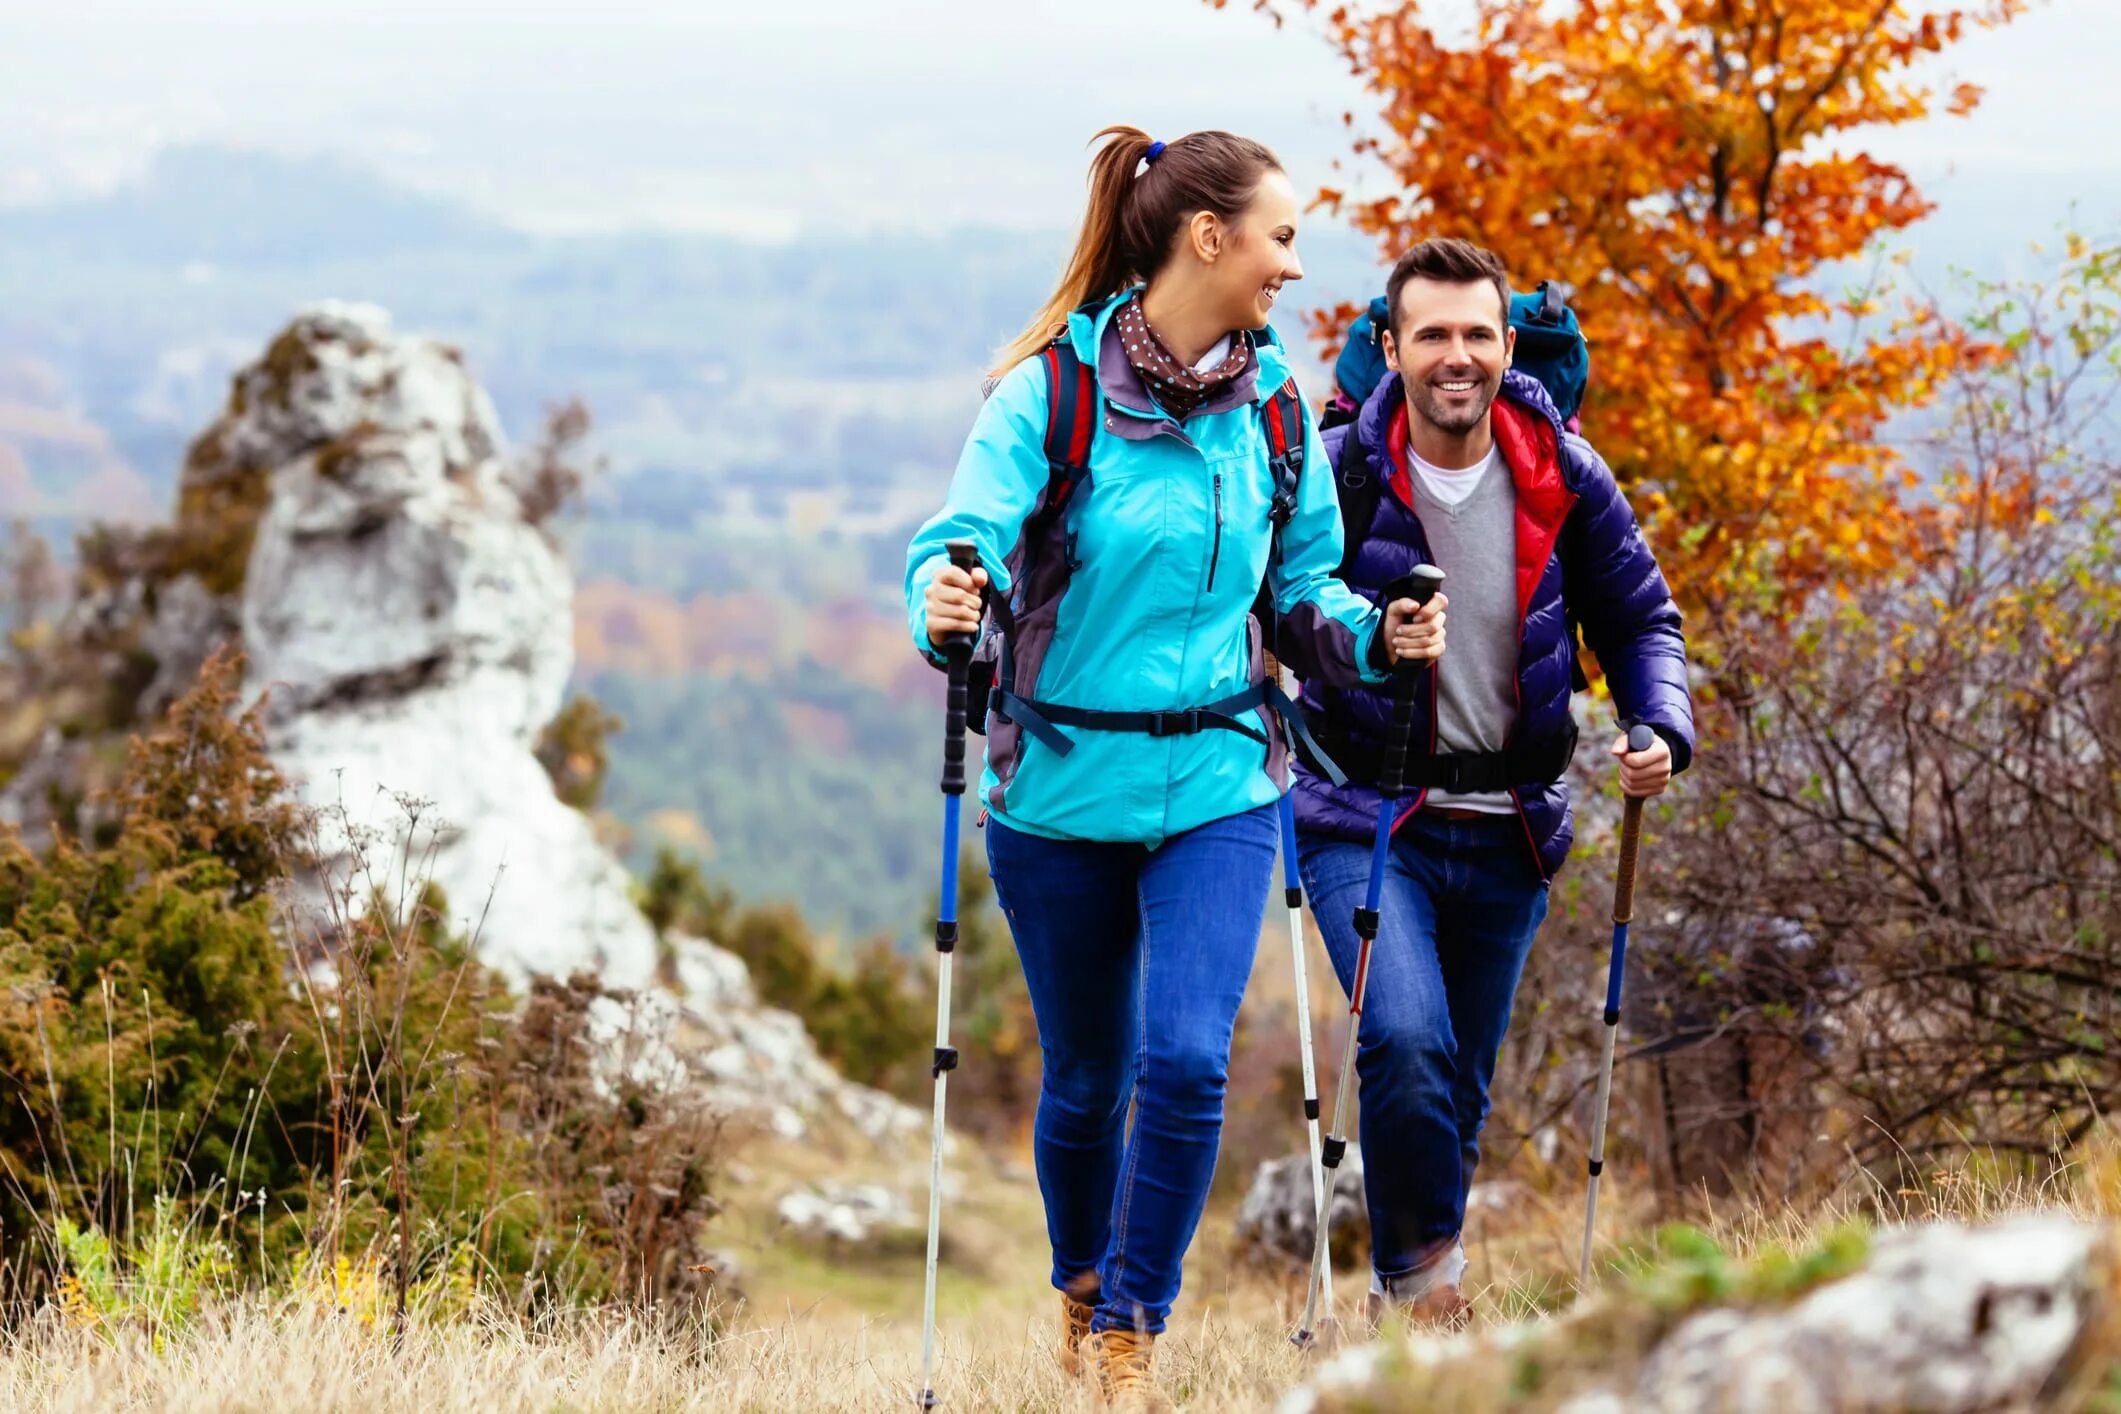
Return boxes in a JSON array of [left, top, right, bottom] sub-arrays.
[[636, 847, 930, 1099], [0, 651, 727, 1324]]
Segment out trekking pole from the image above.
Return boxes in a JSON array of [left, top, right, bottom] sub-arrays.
[[1577, 721, 1656, 1288], [1295, 564, 1444, 1350], [918, 539, 981, 1411], [1274, 672, 1333, 1324]]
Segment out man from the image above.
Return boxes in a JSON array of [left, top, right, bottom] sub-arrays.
[[1284, 238, 1694, 1322]]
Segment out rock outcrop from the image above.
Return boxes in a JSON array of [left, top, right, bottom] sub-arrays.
[[5, 302, 918, 1142], [776, 1182, 918, 1246], [180, 301, 648, 984], [1281, 1215, 2119, 1414], [1236, 1147, 1371, 1272], [1235, 1147, 1528, 1279]]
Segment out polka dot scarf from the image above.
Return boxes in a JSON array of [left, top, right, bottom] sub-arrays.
[[1114, 295, 1253, 422]]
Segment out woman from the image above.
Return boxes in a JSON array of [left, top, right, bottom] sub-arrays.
[[904, 125, 1440, 1409]]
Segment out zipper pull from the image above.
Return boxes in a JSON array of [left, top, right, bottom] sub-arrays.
[[1208, 473, 1225, 591]]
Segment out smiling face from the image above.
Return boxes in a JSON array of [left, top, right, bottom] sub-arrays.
[[1201, 167, 1304, 331], [1383, 276, 1515, 437]]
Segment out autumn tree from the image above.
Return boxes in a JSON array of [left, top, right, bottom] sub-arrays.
[[1632, 238, 2120, 1192], [1229, 0, 2022, 628]]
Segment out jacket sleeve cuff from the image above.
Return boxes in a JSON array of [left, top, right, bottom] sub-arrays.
[[1359, 611, 1392, 682], [1649, 722, 1693, 776]]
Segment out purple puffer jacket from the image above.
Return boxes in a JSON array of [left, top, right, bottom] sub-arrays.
[[1285, 369, 1695, 878]]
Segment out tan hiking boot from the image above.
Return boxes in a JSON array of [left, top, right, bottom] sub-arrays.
[[1058, 1274, 1099, 1377], [1410, 1284, 1471, 1330], [1086, 1328, 1177, 1412], [1366, 1283, 1472, 1332]]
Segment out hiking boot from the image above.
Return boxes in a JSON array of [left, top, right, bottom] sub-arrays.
[[1368, 1285, 1471, 1331], [1057, 1273, 1099, 1377], [1366, 1242, 1471, 1332], [1086, 1328, 1176, 1413], [1410, 1285, 1472, 1329]]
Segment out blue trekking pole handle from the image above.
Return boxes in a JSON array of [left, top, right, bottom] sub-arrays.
[[1580, 719, 1657, 1286]]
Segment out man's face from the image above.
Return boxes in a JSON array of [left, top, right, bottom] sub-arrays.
[[1382, 277, 1515, 438]]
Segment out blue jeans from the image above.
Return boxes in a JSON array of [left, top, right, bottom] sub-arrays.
[[985, 804, 1277, 1335], [1297, 813, 1549, 1289]]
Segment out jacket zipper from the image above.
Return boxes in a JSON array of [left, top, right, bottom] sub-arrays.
[[1506, 676, 1551, 882], [1207, 472, 1224, 591]]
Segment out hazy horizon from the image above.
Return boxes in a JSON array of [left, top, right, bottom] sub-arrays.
[[3, 0, 2116, 243]]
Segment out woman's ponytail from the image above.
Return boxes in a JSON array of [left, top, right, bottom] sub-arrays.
[[990, 126, 1281, 377], [991, 126, 1158, 376]]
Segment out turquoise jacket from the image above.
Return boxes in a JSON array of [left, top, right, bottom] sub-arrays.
[[906, 293, 1386, 847]]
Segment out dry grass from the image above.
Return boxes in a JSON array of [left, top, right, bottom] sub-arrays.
[[6, 1124, 2118, 1411]]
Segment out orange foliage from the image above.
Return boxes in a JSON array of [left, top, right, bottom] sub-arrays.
[[573, 580, 933, 699], [1226, 0, 2023, 623]]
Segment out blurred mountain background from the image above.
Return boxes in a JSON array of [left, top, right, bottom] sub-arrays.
[[2, 0, 2113, 945]]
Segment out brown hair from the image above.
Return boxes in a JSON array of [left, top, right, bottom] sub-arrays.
[[1384, 238, 1511, 337], [992, 125, 1284, 375]]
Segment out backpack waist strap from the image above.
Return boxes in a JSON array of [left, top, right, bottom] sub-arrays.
[[1296, 713, 1578, 794], [997, 683, 1273, 759]]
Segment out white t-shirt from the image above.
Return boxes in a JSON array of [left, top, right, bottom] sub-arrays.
[[1406, 441, 1501, 508]]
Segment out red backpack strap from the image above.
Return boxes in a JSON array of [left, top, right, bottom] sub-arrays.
[[1040, 338, 1097, 499], [1002, 336, 1095, 611], [1262, 378, 1306, 533], [989, 337, 1099, 747], [996, 338, 1096, 633]]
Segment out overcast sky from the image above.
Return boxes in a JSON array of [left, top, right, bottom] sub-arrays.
[[0, 0, 2115, 239]]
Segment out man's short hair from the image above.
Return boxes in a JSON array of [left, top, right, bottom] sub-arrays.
[[1385, 238, 1511, 337]]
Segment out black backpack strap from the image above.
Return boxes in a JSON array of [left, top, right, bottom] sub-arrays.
[[996, 682, 1275, 759], [1331, 418, 1387, 583], [1253, 379, 1348, 788], [1299, 725, 1580, 793]]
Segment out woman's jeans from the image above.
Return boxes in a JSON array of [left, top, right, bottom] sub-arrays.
[[985, 804, 1277, 1335], [1297, 812, 1549, 1292]]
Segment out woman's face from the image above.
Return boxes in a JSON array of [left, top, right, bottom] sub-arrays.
[[1209, 168, 1305, 331]]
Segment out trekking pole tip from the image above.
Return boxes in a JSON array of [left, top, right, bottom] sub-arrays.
[[1293, 1316, 1343, 1353]]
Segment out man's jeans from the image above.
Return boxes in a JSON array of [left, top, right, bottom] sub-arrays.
[[986, 804, 1276, 1334], [1298, 812, 1549, 1291]]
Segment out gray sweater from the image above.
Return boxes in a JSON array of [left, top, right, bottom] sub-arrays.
[[1405, 448, 1519, 814]]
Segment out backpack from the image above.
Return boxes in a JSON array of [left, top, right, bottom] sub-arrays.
[[1322, 280, 1591, 428], [962, 331, 1344, 783], [1508, 282, 1590, 424]]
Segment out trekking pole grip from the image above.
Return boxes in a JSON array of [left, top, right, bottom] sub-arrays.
[[940, 540, 983, 798], [1612, 723, 1655, 924], [1378, 566, 1446, 801]]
